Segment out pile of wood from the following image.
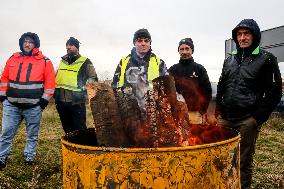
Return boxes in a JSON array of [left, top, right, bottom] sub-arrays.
[[86, 75, 193, 148]]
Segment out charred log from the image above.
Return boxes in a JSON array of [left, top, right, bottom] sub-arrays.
[[142, 75, 191, 147], [115, 91, 147, 147]]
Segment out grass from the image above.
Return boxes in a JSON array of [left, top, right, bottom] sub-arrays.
[[0, 103, 283, 188], [252, 116, 284, 189], [0, 104, 63, 189]]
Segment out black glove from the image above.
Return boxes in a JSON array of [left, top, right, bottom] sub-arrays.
[[38, 98, 49, 110], [0, 96, 6, 103]]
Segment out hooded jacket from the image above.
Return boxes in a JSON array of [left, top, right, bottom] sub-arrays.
[[19, 32, 40, 53], [0, 48, 55, 108], [216, 19, 282, 125]]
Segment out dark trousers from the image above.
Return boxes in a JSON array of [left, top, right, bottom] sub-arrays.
[[56, 102, 87, 133], [218, 117, 259, 189]]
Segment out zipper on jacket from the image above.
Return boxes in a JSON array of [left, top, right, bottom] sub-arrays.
[[241, 49, 244, 63]]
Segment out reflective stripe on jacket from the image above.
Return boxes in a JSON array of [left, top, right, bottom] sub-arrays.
[[118, 55, 160, 88], [56, 56, 87, 91], [0, 48, 55, 105]]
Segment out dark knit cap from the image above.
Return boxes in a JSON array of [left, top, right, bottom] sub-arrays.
[[133, 28, 151, 44], [178, 38, 194, 53], [19, 32, 40, 51], [66, 37, 80, 50]]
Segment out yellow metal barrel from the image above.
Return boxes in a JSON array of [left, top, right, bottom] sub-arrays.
[[62, 128, 240, 189]]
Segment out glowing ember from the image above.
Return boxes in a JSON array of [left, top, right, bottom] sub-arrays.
[[189, 124, 235, 145]]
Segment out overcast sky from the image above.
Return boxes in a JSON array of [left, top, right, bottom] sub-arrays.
[[0, 0, 283, 82]]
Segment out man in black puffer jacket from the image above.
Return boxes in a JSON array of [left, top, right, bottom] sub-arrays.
[[215, 19, 282, 188], [168, 38, 212, 124]]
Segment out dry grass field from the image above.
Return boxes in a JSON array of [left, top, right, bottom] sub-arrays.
[[0, 103, 283, 189]]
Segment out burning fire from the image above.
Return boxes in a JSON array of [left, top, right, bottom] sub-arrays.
[[120, 75, 231, 148], [88, 76, 234, 148], [188, 124, 234, 145]]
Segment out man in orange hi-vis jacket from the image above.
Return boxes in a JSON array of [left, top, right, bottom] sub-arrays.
[[0, 32, 55, 169]]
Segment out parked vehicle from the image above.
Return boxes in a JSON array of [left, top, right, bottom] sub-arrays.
[[206, 82, 217, 118], [274, 94, 284, 113], [211, 82, 217, 100]]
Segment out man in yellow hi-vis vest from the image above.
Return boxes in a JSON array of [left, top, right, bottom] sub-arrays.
[[55, 37, 98, 133], [112, 28, 167, 117]]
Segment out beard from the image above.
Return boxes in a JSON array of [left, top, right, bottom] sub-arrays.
[[22, 48, 33, 56], [180, 55, 191, 59]]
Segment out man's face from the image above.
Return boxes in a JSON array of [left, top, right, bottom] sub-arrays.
[[22, 39, 35, 53], [134, 38, 151, 55], [237, 28, 253, 48], [179, 44, 193, 59], [66, 44, 79, 55]]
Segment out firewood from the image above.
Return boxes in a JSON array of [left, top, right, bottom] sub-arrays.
[[86, 83, 129, 147]]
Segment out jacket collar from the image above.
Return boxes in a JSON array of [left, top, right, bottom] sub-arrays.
[[231, 46, 260, 55], [62, 54, 81, 63], [179, 57, 194, 64], [14, 48, 43, 58]]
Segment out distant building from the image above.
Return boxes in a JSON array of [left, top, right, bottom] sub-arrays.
[[225, 25, 284, 61]]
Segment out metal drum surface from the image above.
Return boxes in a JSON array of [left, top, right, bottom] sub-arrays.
[[62, 127, 240, 189]]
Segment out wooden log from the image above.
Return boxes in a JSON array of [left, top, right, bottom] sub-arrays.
[[143, 75, 191, 147], [86, 83, 129, 147], [115, 91, 147, 147]]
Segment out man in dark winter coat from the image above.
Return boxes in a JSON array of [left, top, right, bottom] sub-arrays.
[[168, 38, 212, 124], [215, 19, 282, 188], [55, 37, 98, 133]]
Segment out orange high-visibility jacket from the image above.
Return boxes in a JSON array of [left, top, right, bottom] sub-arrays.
[[0, 48, 55, 107]]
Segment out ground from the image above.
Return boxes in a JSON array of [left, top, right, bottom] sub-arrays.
[[0, 103, 283, 189]]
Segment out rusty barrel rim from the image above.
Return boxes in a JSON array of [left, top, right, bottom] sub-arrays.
[[61, 127, 240, 153]]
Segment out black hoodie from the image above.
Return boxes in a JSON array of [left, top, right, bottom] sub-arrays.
[[232, 19, 261, 50], [232, 19, 261, 61]]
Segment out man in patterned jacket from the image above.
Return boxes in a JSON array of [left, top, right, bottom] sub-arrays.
[[112, 28, 167, 117]]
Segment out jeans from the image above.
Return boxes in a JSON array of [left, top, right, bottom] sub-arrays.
[[0, 100, 42, 162], [218, 116, 259, 189]]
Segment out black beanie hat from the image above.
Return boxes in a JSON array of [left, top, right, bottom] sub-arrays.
[[19, 32, 40, 51], [178, 38, 194, 53], [66, 37, 80, 50], [133, 28, 151, 44]]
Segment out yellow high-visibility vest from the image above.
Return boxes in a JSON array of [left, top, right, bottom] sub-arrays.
[[118, 55, 160, 88], [56, 56, 87, 91]]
